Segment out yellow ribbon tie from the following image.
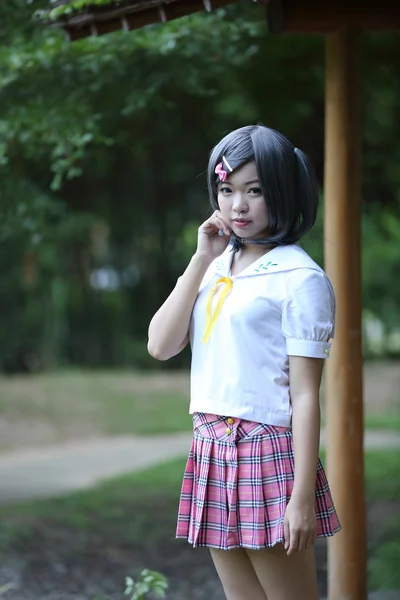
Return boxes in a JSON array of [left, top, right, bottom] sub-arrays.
[[202, 277, 233, 344]]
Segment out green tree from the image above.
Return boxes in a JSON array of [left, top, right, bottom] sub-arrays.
[[1, 1, 400, 370]]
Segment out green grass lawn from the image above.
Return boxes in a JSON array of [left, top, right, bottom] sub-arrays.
[[0, 450, 398, 593], [364, 412, 400, 432], [0, 369, 399, 454], [369, 520, 400, 592], [320, 411, 400, 432], [0, 458, 183, 556], [0, 370, 192, 450]]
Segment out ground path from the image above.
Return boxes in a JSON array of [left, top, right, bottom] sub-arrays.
[[0, 428, 399, 503]]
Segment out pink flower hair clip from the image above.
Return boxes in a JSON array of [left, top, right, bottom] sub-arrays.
[[215, 163, 227, 182], [215, 156, 233, 182]]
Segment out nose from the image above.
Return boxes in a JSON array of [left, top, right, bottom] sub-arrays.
[[232, 192, 248, 214]]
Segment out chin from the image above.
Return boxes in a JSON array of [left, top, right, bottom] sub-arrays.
[[241, 231, 268, 240]]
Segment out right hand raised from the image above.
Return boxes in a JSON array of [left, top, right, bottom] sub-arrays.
[[196, 210, 232, 260]]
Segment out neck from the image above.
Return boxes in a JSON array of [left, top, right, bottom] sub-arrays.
[[236, 242, 272, 259]]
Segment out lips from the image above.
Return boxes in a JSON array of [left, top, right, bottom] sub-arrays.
[[233, 219, 251, 227]]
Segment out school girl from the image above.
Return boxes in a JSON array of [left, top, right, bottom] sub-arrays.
[[148, 125, 341, 600]]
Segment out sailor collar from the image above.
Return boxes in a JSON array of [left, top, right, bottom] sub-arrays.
[[213, 243, 323, 278]]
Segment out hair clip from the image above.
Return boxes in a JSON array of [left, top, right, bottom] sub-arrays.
[[222, 156, 233, 172], [215, 162, 228, 182], [215, 155, 233, 182]]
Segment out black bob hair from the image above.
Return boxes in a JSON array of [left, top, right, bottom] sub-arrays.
[[207, 125, 319, 251]]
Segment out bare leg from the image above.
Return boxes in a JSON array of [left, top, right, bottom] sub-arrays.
[[210, 548, 268, 600], [246, 544, 319, 600]]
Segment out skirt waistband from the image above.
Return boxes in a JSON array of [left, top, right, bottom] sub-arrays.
[[193, 412, 290, 443]]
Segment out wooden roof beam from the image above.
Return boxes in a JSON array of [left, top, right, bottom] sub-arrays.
[[267, 0, 400, 33], [53, 0, 241, 42]]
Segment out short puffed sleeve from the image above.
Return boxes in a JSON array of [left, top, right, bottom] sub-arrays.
[[282, 268, 335, 359]]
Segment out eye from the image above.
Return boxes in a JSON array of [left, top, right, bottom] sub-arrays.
[[248, 187, 262, 195], [218, 186, 232, 194]]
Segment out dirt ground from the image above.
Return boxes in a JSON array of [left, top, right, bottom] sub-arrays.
[[0, 494, 398, 600]]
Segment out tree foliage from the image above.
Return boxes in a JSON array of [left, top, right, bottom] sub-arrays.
[[1, 0, 400, 371]]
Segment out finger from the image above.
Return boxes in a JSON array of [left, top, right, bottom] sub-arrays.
[[308, 530, 317, 549], [210, 212, 231, 233], [297, 531, 307, 552], [283, 518, 290, 552], [212, 218, 230, 236], [302, 532, 311, 551], [212, 216, 231, 236], [211, 210, 223, 222], [288, 529, 299, 555], [203, 218, 228, 236], [218, 216, 232, 233]]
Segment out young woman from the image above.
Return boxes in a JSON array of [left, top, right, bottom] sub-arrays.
[[148, 125, 340, 600]]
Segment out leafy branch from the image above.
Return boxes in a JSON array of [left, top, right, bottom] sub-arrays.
[[93, 570, 168, 600]]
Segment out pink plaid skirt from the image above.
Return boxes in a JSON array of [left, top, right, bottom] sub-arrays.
[[176, 412, 341, 550]]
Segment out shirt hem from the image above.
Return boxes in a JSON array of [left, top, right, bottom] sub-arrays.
[[189, 401, 291, 428]]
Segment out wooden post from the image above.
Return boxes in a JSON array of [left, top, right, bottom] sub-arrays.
[[324, 25, 367, 600]]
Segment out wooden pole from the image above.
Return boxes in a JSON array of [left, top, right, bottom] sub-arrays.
[[324, 25, 367, 600]]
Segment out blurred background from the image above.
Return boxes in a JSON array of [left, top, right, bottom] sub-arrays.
[[0, 1, 399, 599]]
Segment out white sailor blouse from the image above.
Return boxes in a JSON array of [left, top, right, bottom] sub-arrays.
[[188, 243, 335, 427]]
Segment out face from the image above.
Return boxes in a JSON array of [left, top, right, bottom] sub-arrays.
[[217, 161, 269, 240]]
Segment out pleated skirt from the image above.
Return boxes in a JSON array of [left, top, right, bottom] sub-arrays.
[[176, 412, 341, 550]]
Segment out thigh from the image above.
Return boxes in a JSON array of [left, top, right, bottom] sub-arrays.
[[210, 548, 268, 600], [246, 544, 319, 600]]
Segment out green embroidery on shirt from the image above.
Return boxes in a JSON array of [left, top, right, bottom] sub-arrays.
[[254, 261, 278, 273], [215, 260, 224, 271]]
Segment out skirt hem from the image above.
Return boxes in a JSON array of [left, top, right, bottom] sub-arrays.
[[176, 525, 342, 551]]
